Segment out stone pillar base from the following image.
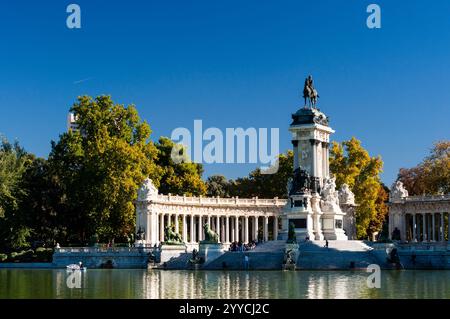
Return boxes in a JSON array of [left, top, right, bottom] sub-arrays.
[[322, 229, 348, 241], [159, 244, 187, 264], [314, 231, 324, 241], [278, 229, 314, 242], [198, 242, 226, 265]]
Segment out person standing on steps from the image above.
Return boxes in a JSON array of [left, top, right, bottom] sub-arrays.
[[324, 240, 329, 249], [243, 255, 249, 269]]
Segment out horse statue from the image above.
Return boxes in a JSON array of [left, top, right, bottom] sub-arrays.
[[302, 75, 319, 108], [202, 223, 219, 243], [164, 225, 183, 244]]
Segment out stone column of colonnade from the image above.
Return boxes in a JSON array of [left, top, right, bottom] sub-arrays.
[[405, 212, 449, 243], [152, 212, 279, 246], [226, 216, 230, 243]]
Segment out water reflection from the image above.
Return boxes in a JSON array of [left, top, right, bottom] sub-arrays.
[[0, 269, 449, 299]]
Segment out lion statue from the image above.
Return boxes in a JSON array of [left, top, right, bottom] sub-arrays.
[[202, 223, 219, 243], [164, 225, 183, 244]]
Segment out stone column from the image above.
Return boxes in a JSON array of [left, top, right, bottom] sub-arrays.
[[175, 214, 179, 234], [216, 215, 221, 242], [154, 212, 159, 245], [422, 213, 426, 242], [193, 218, 197, 243], [325, 143, 330, 178], [190, 215, 194, 243], [198, 216, 203, 241], [220, 216, 228, 243], [264, 216, 269, 242], [182, 215, 187, 242], [432, 213, 436, 241], [244, 216, 249, 243], [207, 215, 211, 228], [145, 211, 151, 245], [412, 214, 417, 242], [321, 142, 327, 179], [310, 139, 317, 177], [401, 214, 407, 241], [254, 216, 259, 242], [241, 217, 245, 241], [168, 214, 172, 228], [273, 217, 278, 240], [226, 216, 230, 243], [235, 216, 240, 242], [159, 214, 164, 242], [427, 214, 431, 242], [292, 140, 299, 170], [231, 217, 235, 242]]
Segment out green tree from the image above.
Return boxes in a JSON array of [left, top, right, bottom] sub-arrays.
[[397, 141, 450, 195], [18, 157, 67, 246], [230, 151, 294, 199], [330, 137, 386, 239], [206, 175, 232, 197], [48, 95, 159, 243], [154, 137, 206, 196], [0, 137, 33, 250]]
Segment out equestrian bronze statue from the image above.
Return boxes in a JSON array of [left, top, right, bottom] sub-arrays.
[[303, 75, 319, 108]]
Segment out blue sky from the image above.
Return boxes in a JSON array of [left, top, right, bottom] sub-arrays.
[[0, 0, 449, 186]]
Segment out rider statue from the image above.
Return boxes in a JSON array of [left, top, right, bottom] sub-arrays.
[[303, 75, 319, 108]]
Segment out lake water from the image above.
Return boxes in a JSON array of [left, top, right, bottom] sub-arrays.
[[0, 269, 449, 299]]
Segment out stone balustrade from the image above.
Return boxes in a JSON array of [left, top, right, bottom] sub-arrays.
[[404, 194, 450, 202], [154, 194, 287, 206]]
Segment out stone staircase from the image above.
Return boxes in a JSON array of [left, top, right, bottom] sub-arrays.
[[252, 240, 287, 252], [296, 240, 380, 270], [202, 241, 286, 270], [157, 252, 192, 270]]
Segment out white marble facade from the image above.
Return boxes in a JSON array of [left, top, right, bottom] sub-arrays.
[[136, 179, 283, 249], [388, 181, 450, 243]]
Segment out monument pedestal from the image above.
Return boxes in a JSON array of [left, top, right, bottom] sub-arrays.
[[282, 104, 350, 242], [320, 198, 348, 241], [198, 242, 225, 265], [280, 194, 316, 241], [159, 244, 187, 264]]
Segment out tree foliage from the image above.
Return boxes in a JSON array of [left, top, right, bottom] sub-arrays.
[[397, 141, 450, 195], [155, 137, 206, 196], [0, 138, 33, 250], [206, 175, 232, 197], [48, 95, 159, 243], [206, 151, 293, 199], [230, 151, 294, 199], [330, 137, 387, 239]]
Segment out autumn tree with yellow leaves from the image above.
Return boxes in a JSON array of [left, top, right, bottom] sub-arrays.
[[330, 137, 388, 239]]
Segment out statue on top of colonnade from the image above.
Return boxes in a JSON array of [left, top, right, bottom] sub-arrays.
[[137, 178, 158, 201], [390, 180, 409, 202]]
